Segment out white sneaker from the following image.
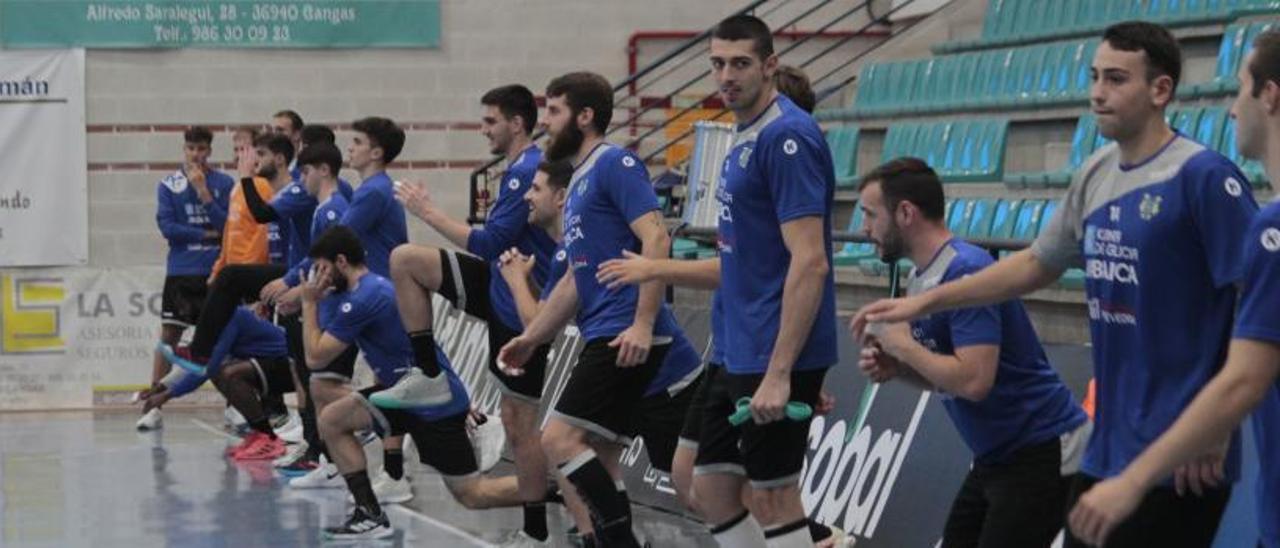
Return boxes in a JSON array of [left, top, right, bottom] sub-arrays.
[[224, 406, 246, 431], [470, 413, 506, 473], [288, 457, 342, 489], [816, 525, 857, 548], [368, 368, 454, 409], [273, 440, 309, 468], [347, 471, 413, 505], [495, 530, 549, 547], [271, 410, 304, 444], [136, 408, 163, 431]]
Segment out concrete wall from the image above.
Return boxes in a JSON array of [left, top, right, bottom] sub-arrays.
[[79, 0, 882, 268]]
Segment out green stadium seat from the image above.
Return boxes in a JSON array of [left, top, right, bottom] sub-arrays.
[[835, 204, 878, 266], [966, 199, 1000, 238], [948, 199, 976, 237], [1222, 116, 1270, 188], [1194, 106, 1228, 151], [990, 199, 1024, 240], [826, 126, 861, 188]]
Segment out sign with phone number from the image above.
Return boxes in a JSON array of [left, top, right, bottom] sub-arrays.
[[0, 1, 440, 48]]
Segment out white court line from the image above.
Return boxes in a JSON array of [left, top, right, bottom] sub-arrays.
[[190, 418, 242, 441], [388, 504, 496, 548]]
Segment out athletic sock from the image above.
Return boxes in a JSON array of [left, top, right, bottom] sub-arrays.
[[764, 519, 811, 548], [408, 330, 441, 378], [343, 471, 383, 517], [709, 511, 766, 548], [807, 518, 833, 543], [522, 502, 548, 541], [383, 449, 404, 480], [300, 403, 320, 456], [559, 450, 637, 547]]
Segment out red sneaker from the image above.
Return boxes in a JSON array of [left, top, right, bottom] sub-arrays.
[[234, 434, 285, 461], [227, 431, 267, 458]]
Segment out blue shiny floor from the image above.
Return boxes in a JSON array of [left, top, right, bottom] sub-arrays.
[[0, 410, 714, 548]]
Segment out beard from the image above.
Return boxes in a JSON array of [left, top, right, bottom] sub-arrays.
[[256, 162, 278, 180], [877, 223, 906, 263], [545, 120, 585, 162]]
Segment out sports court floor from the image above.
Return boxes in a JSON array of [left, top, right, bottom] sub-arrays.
[[0, 409, 715, 547]]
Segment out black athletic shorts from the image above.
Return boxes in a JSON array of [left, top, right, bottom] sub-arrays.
[[161, 275, 209, 327], [549, 338, 669, 447], [355, 386, 479, 479], [249, 356, 297, 396], [1062, 473, 1230, 548], [635, 369, 703, 473], [437, 248, 550, 401], [678, 362, 722, 450], [307, 345, 358, 383], [693, 367, 827, 489]]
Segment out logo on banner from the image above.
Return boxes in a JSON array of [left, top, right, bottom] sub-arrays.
[[1, 275, 65, 354]]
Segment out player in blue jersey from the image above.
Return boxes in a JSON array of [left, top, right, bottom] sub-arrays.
[[363, 85, 559, 545], [854, 158, 1090, 547], [140, 126, 232, 431], [300, 226, 525, 541], [1069, 29, 1280, 548], [854, 22, 1260, 547], [499, 158, 706, 548], [494, 71, 689, 548], [643, 16, 837, 548], [142, 305, 300, 460]]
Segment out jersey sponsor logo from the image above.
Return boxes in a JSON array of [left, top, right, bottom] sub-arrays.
[[507, 178, 520, 191], [341, 302, 353, 313], [1225, 177, 1243, 197], [783, 139, 798, 155], [1086, 258, 1139, 285], [1087, 298, 1138, 325], [563, 214, 584, 247], [1262, 227, 1280, 252], [1139, 193, 1162, 221], [1084, 226, 1140, 261], [715, 186, 734, 224]]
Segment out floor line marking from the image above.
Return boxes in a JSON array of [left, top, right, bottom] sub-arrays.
[[388, 504, 497, 547], [190, 418, 241, 441]]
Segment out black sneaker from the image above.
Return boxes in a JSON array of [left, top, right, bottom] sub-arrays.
[[322, 506, 394, 541]]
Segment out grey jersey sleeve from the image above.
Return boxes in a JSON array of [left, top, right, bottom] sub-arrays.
[[1031, 170, 1086, 271]]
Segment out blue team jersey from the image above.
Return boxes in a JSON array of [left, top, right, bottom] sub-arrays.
[[541, 246, 569, 302], [716, 94, 838, 375], [273, 178, 355, 269], [268, 221, 288, 265], [907, 239, 1086, 463], [155, 168, 233, 276], [1233, 199, 1280, 546], [1032, 134, 1259, 481], [322, 273, 470, 420], [709, 292, 725, 365], [563, 143, 679, 341], [468, 146, 556, 331], [284, 193, 350, 286], [341, 172, 407, 278], [206, 307, 289, 374]]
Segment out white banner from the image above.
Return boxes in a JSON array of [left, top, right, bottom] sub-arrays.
[[0, 49, 88, 267]]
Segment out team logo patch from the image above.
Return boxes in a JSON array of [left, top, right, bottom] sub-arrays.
[[161, 173, 188, 194], [326, 210, 337, 221], [507, 178, 520, 190], [555, 249, 567, 262], [1139, 193, 1162, 221], [1225, 177, 1243, 197], [782, 139, 798, 155], [1263, 227, 1280, 252], [622, 156, 636, 168], [341, 303, 353, 313], [576, 177, 589, 196], [291, 185, 302, 194], [738, 146, 752, 168]]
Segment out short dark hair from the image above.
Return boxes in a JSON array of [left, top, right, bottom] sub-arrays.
[[233, 126, 260, 141], [1102, 21, 1182, 91], [482, 84, 538, 135], [711, 14, 774, 60], [253, 133, 296, 165], [858, 157, 946, 222], [537, 159, 575, 190], [297, 141, 343, 177], [184, 126, 213, 145], [351, 117, 406, 164], [546, 72, 613, 135], [273, 109, 304, 133], [1249, 29, 1280, 97], [300, 124, 337, 147], [775, 65, 816, 113], [309, 225, 365, 266]]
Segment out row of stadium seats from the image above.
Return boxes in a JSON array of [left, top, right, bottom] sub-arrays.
[[822, 21, 1274, 120], [1003, 105, 1268, 187], [835, 197, 1085, 287], [935, 0, 1274, 54]]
